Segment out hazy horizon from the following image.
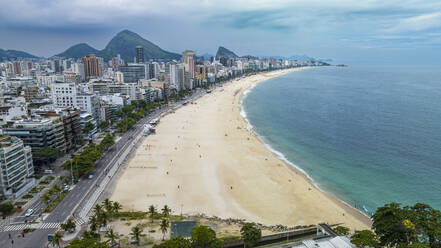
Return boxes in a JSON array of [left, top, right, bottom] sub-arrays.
[[1, 0, 441, 65]]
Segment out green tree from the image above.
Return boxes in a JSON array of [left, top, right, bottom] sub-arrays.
[[66, 237, 107, 248], [372, 202, 408, 247], [0, 201, 14, 215], [407, 203, 441, 246], [161, 205, 171, 218], [334, 226, 350, 236], [93, 204, 103, 216], [148, 205, 157, 223], [160, 218, 169, 240], [83, 121, 95, 134], [89, 215, 98, 233], [105, 228, 119, 246], [99, 121, 110, 130], [53, 184, 62, 195], [103, 198, 113, 214], [112, 201, 122, 214], [191, 225, 223, 248], [32, 146, 63, 166], [240, 223, 262, 248], [51, 231, 63, 248], [371, 202, 441, 247], [82, 230, 100, 240], [350, 230, 380, 248], [42, 192, 52, 204], [152, 237, 192, 248], [61, 219, 76, 233], [130, 225, 144, 246]]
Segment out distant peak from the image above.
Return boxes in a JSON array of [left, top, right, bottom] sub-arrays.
[[216, 46, 238, 58], [117, 29, 139, 36]]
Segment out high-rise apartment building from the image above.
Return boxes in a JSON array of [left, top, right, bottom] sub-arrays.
[[168, 62, 180, 91], [182, 50, 195, 79], [81, 55, 101, 79], [112, 57, 120, 71], [136, 46, 144, 63], [0, 136, 34, 199]]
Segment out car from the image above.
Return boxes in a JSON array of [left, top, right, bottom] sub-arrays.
[[88, 174, 94, 179], [25, 208, 34, 217], [63, 185, 70, 191]]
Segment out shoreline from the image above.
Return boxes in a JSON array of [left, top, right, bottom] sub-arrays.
[[238, 68, 373, 227], [110, 67, 372, 230]]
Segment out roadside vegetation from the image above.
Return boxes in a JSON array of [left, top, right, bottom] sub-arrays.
[[62, 134, 115, 179], [351, 202, 441, 248], [41, 184, 68, 213]]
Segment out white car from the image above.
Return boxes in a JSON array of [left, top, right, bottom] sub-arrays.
[[25, 208, 34, 217]]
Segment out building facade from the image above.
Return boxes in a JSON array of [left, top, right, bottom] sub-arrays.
[[119, 64, 146, 83], [136, 46, 144, 63], [0, 136, 34, 199], [81, 55, 101, 79]]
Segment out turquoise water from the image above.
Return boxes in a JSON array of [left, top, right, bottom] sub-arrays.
[[242, 66, 441, 215]]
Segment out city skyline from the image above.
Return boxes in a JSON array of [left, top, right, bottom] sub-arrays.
[[1, 0, 441, 65]]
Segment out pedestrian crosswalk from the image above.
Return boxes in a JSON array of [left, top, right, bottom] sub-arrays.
[[37, 222, 61, 229], [0, 222, 60, 232], [0, 218, 86, 232]]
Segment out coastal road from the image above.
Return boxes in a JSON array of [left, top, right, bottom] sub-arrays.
[[0, 88, 209, 248]]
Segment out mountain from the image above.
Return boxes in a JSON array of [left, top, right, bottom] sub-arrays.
[[55, 43, 99, 59], [215, 46, 238, 59], [53, 30, 181, 62], [0, 49, 39, 61], [98, 30, 181, 62]]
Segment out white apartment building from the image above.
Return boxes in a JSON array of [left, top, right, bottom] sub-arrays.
[[0, 136, 34, 199], [51, 81, 77, 108], [168, 62, 180, 91]]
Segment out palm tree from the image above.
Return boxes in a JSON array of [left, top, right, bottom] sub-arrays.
[[61, 219, 76, 233], [105, 228, 119, 246], [99, 211, 109, 227], [130, 225, 143, 246], [93, 204, 103, 216], [89, 215, 98, 233], [112, 201, 122, 214], [51, 231, 62, 248], [161, 205, 171, 218], [159, 218, 169, 240], [103, 198, 113, 214], [148, 205, 156, 223]]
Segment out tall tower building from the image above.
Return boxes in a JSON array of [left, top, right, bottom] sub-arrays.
[[136, 46, 144, 63], [81, 55, 101, 79], [182, 50, 195, 79]]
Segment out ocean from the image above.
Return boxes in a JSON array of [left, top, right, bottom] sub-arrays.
[[242, 66, 441, 216]]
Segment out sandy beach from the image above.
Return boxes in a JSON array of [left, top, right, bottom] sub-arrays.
[[110, 68, 372, 230]]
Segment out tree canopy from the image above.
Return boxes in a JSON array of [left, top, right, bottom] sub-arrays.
[[240, 223, 262, 248], [355, 202, 441, 247]]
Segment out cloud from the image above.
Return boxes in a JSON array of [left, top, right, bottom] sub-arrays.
[[384, 12, 441, 33], [1, 0, 441, 62]]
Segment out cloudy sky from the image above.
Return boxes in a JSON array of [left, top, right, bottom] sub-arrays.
[[1, 0, 441, 64]]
